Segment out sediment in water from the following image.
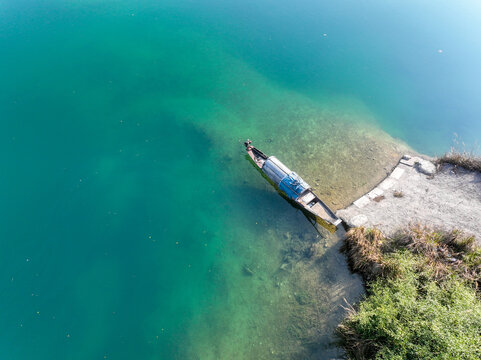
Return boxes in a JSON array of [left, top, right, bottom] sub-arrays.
[[132, 33, 416, 358]]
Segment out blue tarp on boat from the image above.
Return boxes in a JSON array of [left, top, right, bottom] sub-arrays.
[[262, 156, 291, 185], [261, 156, 310, 199], [279, 172, 309, 200]]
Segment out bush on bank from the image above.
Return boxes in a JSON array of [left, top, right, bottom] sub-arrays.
[[339, 226, 481, 360]]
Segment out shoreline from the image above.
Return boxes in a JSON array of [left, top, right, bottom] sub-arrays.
[[335, 153, 481, 359], [338, 225, 481, 359]]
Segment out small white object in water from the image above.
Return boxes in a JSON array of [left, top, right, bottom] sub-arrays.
[[323, 33, 328, 37], [438, 49, 443, 53]]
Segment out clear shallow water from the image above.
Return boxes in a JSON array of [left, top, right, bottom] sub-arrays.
[[1, 1, 481, 359]]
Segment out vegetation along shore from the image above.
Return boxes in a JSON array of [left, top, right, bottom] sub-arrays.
[[336, 152, 481, 359]]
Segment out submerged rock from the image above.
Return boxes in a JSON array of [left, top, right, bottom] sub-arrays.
[[242, 264, 254, 276], [307, 241, 326, 259], [294, 291, 311, 306], [279, 262, 292, 272]]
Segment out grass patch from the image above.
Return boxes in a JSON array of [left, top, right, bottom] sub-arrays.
[[394, 225, 481, 288], [392, 190, 403, 198], [437, 150, 481, 173], [339, 226, 481, 360], [342, 227, 385, 281]]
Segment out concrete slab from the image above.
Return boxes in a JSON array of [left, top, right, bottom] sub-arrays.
[[353, 196, 370, 208], [367, 187, 384, 199], [349, 214, 369, 227], [400, 158, 416, 166], [336, 159, 481, 243], [379, 178, 396, 190], [390, 167, 405, 180]]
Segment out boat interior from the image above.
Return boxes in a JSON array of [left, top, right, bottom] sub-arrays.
[[298, 191, 334, 221]]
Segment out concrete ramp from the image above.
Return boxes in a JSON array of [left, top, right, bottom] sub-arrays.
[[337, 155, 481, 242]]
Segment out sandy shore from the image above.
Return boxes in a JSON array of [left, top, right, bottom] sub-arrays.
[[336, 155, 481, 242]]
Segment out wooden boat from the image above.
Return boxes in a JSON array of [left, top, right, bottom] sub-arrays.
[[244, 139, 342, 229]]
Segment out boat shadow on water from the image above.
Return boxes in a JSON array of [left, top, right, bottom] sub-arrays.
[[244, 153, 339, 235]]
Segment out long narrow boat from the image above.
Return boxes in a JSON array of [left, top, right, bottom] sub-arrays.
[[244, 139, 342, 229]]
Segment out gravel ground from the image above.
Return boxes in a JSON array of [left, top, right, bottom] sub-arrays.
[[337, 157, 481, 242]]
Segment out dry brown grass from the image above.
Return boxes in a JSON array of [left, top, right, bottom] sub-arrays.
[[343, 224, 481, 289], [437, 151, 481, 173], [342, 227, 385, 281], [339, 225, 481, 360], [337, 316, 379, 360], [393, 190, 404, 198], [392, 225, 481, 289]]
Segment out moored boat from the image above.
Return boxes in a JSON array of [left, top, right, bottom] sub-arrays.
[[244, 139, 342, 229]]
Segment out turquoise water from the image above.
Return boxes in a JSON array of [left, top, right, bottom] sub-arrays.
[[1, 1, 481, 359]]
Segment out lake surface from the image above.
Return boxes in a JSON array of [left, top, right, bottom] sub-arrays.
[[1, 0, 481, 359]]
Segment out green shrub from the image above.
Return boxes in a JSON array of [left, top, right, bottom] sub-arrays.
[[339, 251, 481, 360]]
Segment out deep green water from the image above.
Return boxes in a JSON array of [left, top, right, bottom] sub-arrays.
[[1, 1, 481, 359]]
